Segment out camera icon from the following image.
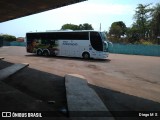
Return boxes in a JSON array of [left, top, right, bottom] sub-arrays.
[[2, 112, 11, 117]]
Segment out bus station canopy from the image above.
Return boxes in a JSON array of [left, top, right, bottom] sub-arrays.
[[0, 0, 86, 22]]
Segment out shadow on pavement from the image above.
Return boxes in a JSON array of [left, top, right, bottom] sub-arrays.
[[0, 63, 69, 118], [0, 60, 13, 70], [25, 54, 111, 63], [90, 84, 160, 120]]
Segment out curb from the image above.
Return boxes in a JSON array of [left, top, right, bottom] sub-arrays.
[[0, 57, 4, 60], [0, 63, 29, 81], [65, 74, 115, 120]]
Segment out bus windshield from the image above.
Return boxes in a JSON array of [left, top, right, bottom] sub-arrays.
[[100, 32, 109, 42], [100, 32, 109, 52]]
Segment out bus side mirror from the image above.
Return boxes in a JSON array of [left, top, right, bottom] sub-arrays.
[[108, 42, 113, 47]]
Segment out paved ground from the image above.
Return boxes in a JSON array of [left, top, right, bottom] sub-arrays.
[[0, 46, 160, 119]]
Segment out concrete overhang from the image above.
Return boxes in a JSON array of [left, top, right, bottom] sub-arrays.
[[0, 0, 86, 23]]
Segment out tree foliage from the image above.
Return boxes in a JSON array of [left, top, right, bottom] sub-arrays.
[[108, 3, 160, 44], [61, 23, 94, 30], [151, 3, 160, 39], [0, 34, 16, 42], [81, 23, 94, 30], [133, 4, 153, 39], [109, 21, 127, 39]]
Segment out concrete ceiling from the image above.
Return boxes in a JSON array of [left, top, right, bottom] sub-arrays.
[[0, 0, 86, 23]]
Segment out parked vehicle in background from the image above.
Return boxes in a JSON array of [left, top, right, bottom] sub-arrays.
[[26, 30, 112, 59]]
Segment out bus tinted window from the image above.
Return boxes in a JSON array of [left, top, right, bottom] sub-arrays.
[[59, 32, 88, 40], [27, 32, 89, 40], [90, 32, 103, 51]]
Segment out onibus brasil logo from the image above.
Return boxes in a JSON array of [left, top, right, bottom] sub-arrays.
[[2, 112, 42, 118]]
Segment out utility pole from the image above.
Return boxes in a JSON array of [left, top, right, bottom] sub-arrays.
[[100, 23, 101, 31]]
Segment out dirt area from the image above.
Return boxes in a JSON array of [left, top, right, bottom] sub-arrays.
[[0, 46, 160, 119]]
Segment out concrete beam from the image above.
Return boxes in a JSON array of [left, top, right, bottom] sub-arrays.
[[0, 63, 29, 81], [65, 74, 115, 120], [0, 57, 4, 60]]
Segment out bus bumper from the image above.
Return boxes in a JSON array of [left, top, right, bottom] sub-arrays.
[[102, 53, 109, 59], [91, 52, 109, 59]]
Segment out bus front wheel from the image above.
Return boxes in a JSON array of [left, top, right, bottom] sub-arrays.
[[82, 52, 90, 59]]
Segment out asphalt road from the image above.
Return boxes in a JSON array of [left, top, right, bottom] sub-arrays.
[[0, 46, 160, 119]]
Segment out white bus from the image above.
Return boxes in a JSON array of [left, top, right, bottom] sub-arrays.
[[26, 30, 112, 59]]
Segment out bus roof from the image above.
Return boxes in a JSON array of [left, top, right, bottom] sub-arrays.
[[26, 30, 102, 34]]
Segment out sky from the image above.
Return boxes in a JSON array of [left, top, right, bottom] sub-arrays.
[[0, 0, 159, 37]]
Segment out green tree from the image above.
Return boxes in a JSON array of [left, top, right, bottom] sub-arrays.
[[0, 34, 16, 42], [126, 25, 140, 43], [151, 3, 160, 42], [61, 23, 79, 30], [134, 4, 152, 39], [61, 23, 94, 30], [81, 23, 94, 30], [109, 21, 127, 38]]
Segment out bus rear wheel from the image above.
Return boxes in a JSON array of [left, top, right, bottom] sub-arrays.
[[37, 50, 43, 56], [43, 50, 49, 56], [82, 52, 90, 59]]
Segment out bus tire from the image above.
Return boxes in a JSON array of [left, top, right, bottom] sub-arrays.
[[82, 52, 90, 59], [37, 49, 43, 56], [43, 50, 49, 56]]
